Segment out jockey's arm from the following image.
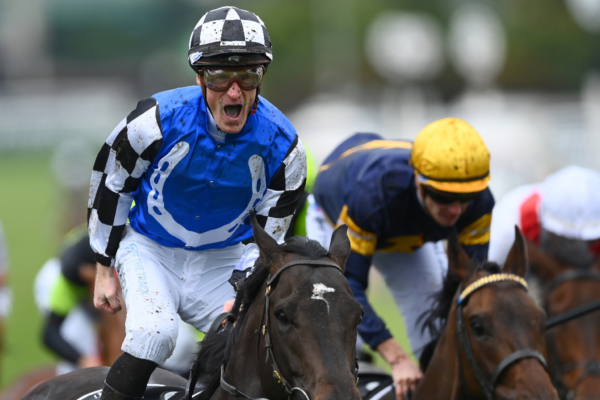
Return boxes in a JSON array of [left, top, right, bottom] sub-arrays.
[[345, 249, 422, 400], [229, 138, 307, 290], [88, 99, 162, 276], [43, 274, 102, 367], [42, 311, 82, 364]]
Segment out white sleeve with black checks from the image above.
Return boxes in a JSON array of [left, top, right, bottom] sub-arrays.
[[87, 98, 163, 266], [255, 135, 307, 244], [231, 136, 307, 281]]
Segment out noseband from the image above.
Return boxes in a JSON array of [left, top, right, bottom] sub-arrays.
[[456, 273, 548, 400], [543, 269, 600, 398], [219, 258, 358, 400]]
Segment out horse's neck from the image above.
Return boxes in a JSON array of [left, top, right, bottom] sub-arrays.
[[212, 292, 269, 400], [414, 310, 462, 400]]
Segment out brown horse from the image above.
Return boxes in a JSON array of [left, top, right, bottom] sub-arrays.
[[415, 228, 558, 400], [22, 214, 363, 400], [527, 242, 600, 400]]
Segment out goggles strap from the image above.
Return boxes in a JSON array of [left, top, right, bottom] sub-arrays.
[[250, 86, 261, 115]]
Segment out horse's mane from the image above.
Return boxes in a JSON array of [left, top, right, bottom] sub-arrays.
[[418, 261, 501, 372], [195, 236, 329, 400]]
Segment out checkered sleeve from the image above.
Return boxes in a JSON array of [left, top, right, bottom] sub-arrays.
[[87, 98, 163, 266], [229, 136, 306, 289], [254, 135, 307, 243]]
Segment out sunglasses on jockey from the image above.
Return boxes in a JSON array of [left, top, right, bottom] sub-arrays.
[[422, 185, 481, 205], [200, 66, 265, 91]]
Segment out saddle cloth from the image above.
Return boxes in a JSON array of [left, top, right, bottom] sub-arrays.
[[76, 385, 192, 400]]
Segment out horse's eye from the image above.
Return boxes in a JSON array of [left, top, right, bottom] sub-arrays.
[[275, 311, 290, 325], [469, 317, 486, 337]]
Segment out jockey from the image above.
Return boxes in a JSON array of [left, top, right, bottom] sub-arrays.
[[88, 6, 306, 399], [307, 118, 494, 399], [35, 226, 102, 375], [489, 165, 600, 268], [35, 226, 198, 377]]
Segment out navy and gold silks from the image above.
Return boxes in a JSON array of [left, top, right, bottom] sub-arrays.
[[313, 133, 495, 349]]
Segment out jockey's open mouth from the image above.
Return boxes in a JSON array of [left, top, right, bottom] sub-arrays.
[[224, 104, 243, 119]]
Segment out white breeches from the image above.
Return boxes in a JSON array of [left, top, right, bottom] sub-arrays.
[[116, 226, 242, 365]]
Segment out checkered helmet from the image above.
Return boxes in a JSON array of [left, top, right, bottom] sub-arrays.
[[188, 6, 273, 73]]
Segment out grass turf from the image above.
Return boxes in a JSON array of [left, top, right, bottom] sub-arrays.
[[0, 152, 60, 388]]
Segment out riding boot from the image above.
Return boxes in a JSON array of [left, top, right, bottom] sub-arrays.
[[101, 381, 143, 400]]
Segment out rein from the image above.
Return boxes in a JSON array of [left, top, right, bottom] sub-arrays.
[[455, 273, 548, 400], [542, 269, 600, 398], [209, 258, 353, 400]]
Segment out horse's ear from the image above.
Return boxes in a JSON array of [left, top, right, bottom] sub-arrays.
[[527, 240, 563, 281], [250, 211, 285, 270], [503, 226, 528, 277], [328, 224, 351, 271], [447, 229, 474, 279]]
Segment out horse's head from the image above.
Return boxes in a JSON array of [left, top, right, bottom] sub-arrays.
[[249, 213, 363, 400], [446, 227, 557, 400], [528, 241, 600, 400]]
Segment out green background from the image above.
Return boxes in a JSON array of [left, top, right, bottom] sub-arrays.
[[0, 153, 58, 388]]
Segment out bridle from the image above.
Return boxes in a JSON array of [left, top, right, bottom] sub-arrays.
[[455, 273, 548, 400], [218, 258, 358, 400], [543, 269, 600, 399]]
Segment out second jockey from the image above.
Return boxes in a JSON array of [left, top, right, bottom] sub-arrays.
[[307, 118, 495, 399]]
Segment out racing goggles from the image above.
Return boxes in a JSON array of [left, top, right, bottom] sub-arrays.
[[201, 66, 264, 91], [422, 185, 481, 205]]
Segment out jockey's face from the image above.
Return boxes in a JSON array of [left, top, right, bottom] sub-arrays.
[[417, 181, 469, 227], [197, 74, 256, 134]]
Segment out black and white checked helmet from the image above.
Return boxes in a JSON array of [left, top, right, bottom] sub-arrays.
[[188, 6, 273, 72]]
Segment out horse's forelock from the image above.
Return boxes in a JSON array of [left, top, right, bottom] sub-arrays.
[[419, 261, 502, 357], [418, 260, 504, 371]]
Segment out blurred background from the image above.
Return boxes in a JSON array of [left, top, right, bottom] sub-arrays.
[[1, 0, 600, 389]]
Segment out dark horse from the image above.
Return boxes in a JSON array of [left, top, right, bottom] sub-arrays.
[[527, 242, 600, 400], [414, 228, 559, 400], [23, 214, 363, 400]]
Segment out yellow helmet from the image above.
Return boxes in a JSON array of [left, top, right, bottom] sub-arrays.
[[411, 118, 490, 193]]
